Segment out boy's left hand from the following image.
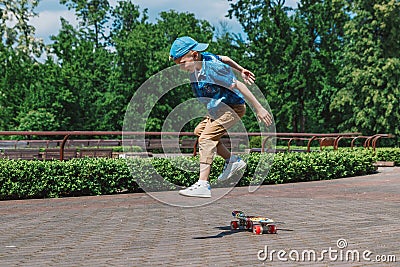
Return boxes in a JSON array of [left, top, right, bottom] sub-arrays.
[[257, 107, 273, 126]]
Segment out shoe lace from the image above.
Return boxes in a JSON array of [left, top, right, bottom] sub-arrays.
[[188, 182, 202, 190]]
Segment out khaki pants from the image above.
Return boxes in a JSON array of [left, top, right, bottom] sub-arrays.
[[194, 104, 246, 164]]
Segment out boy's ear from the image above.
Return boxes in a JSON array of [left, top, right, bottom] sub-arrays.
[[192, 51, 199, 60]]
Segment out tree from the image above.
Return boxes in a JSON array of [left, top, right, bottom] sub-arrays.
[[228, 0, 351, 133], [60, 0, 110, 47], [49, 16, 114, 130], [16, 108, 60, 131], [0, 0, 44, 56], [212, 20, 246, 64], [0, 0, 45, 131], [331, 0, 400, 138], [228, 0, 297, 132], [291, 0, 348, 132]]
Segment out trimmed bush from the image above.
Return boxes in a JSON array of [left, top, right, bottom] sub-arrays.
[[375, 148, 400, 166], [0, 149, 378, 200]]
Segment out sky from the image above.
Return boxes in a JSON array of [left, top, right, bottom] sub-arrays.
[[32, 0, 299, 44]]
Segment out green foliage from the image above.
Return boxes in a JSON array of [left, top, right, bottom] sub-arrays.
[[239, 149, 377, 185], [330, 0, 400, 137], [16, 108, 60, 131], [228, 0, 296, 132], [0, 149, 379, 200], [0, 0, 398, 144], [60, 0, 111, 47], [0, 158, 134, 199], [375, 148, 400, 166], [0, 0, 44, 56], [249, 136, 262, 148]]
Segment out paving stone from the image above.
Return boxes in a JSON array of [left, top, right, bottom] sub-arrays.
[[0, 167, 399, 266]]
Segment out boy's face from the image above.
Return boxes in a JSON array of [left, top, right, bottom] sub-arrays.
[[173, 51, 199, 72]]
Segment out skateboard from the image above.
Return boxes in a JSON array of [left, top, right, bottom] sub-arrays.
[[230, 210, 277, 235]]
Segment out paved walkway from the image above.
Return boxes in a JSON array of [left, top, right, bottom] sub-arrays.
[[0, 167, 399, 266]]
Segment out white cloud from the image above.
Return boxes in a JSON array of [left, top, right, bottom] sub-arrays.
[[133, 0, 299, 33], [285, 0, 299, 8], [31, 0, 299, 44], [133, 0, 243, 34], [30, 10, 78, 41], [133, 0, 233, 20]]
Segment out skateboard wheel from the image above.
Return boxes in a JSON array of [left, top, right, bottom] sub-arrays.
[[253, 225, 263, 235], [230, 221, 239, 230], [267, 224, 277, 234], [245, 220, 253, 230]]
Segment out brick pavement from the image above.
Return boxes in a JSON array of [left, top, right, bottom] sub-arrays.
[[0, 167, 399, 267]]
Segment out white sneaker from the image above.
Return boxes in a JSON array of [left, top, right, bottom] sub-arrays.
[[179, 181, 211, 198], [218, 156, 246, 181]]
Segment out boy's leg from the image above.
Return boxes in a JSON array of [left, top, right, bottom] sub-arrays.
[[217, 142, 231, 160], [199, 163, 211, 181], [197, 119, 231, 160], [213, 105, 247, 181], [179, 106, 245, 197], [179, 114, 232, 198], [216, 104, 246, 158], [193, 117, 213, 181], [179, 117, 212, 198], [193, 117, 208, 137], [195, 105, 245, 160], [198, 105, 245, 167]]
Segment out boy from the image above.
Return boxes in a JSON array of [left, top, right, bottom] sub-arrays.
[[170, 36, 273, 198]]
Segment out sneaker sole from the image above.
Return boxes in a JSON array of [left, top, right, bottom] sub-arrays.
[[179, 191, 211, 198], [218, 161, 247, 181]]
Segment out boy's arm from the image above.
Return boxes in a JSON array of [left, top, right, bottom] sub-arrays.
[[235, 80, 273, 126], [218, 55, 255, 85]]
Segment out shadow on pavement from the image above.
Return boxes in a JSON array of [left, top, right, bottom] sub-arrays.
[[193, 225, 295, 239], [192, 226, 241, 239]]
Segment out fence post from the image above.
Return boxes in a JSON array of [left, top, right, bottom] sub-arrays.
[[60, 134, 71, 161]]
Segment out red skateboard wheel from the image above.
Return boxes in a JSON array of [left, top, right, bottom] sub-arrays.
[[230, 221, 239, 230], [267, 224, 277, 234], [253, 225, 263, 235]]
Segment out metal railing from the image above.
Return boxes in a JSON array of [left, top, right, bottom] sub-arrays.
[[0, 131, 394, 160]]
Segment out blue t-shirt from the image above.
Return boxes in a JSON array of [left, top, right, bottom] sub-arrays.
[[189, 52, 245, 116]]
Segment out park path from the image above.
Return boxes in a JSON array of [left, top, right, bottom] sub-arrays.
[[0, 167, 399, 266]]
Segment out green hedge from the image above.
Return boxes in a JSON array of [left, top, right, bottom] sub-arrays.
[[238, 149, 377, 186], [375, 148, 400, 165], [0, 149, 380, 200]]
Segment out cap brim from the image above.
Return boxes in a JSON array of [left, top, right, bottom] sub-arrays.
[[192, 43, 209, 52]]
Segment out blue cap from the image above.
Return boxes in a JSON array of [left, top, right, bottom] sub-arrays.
[[169, 36, 209, 60]]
